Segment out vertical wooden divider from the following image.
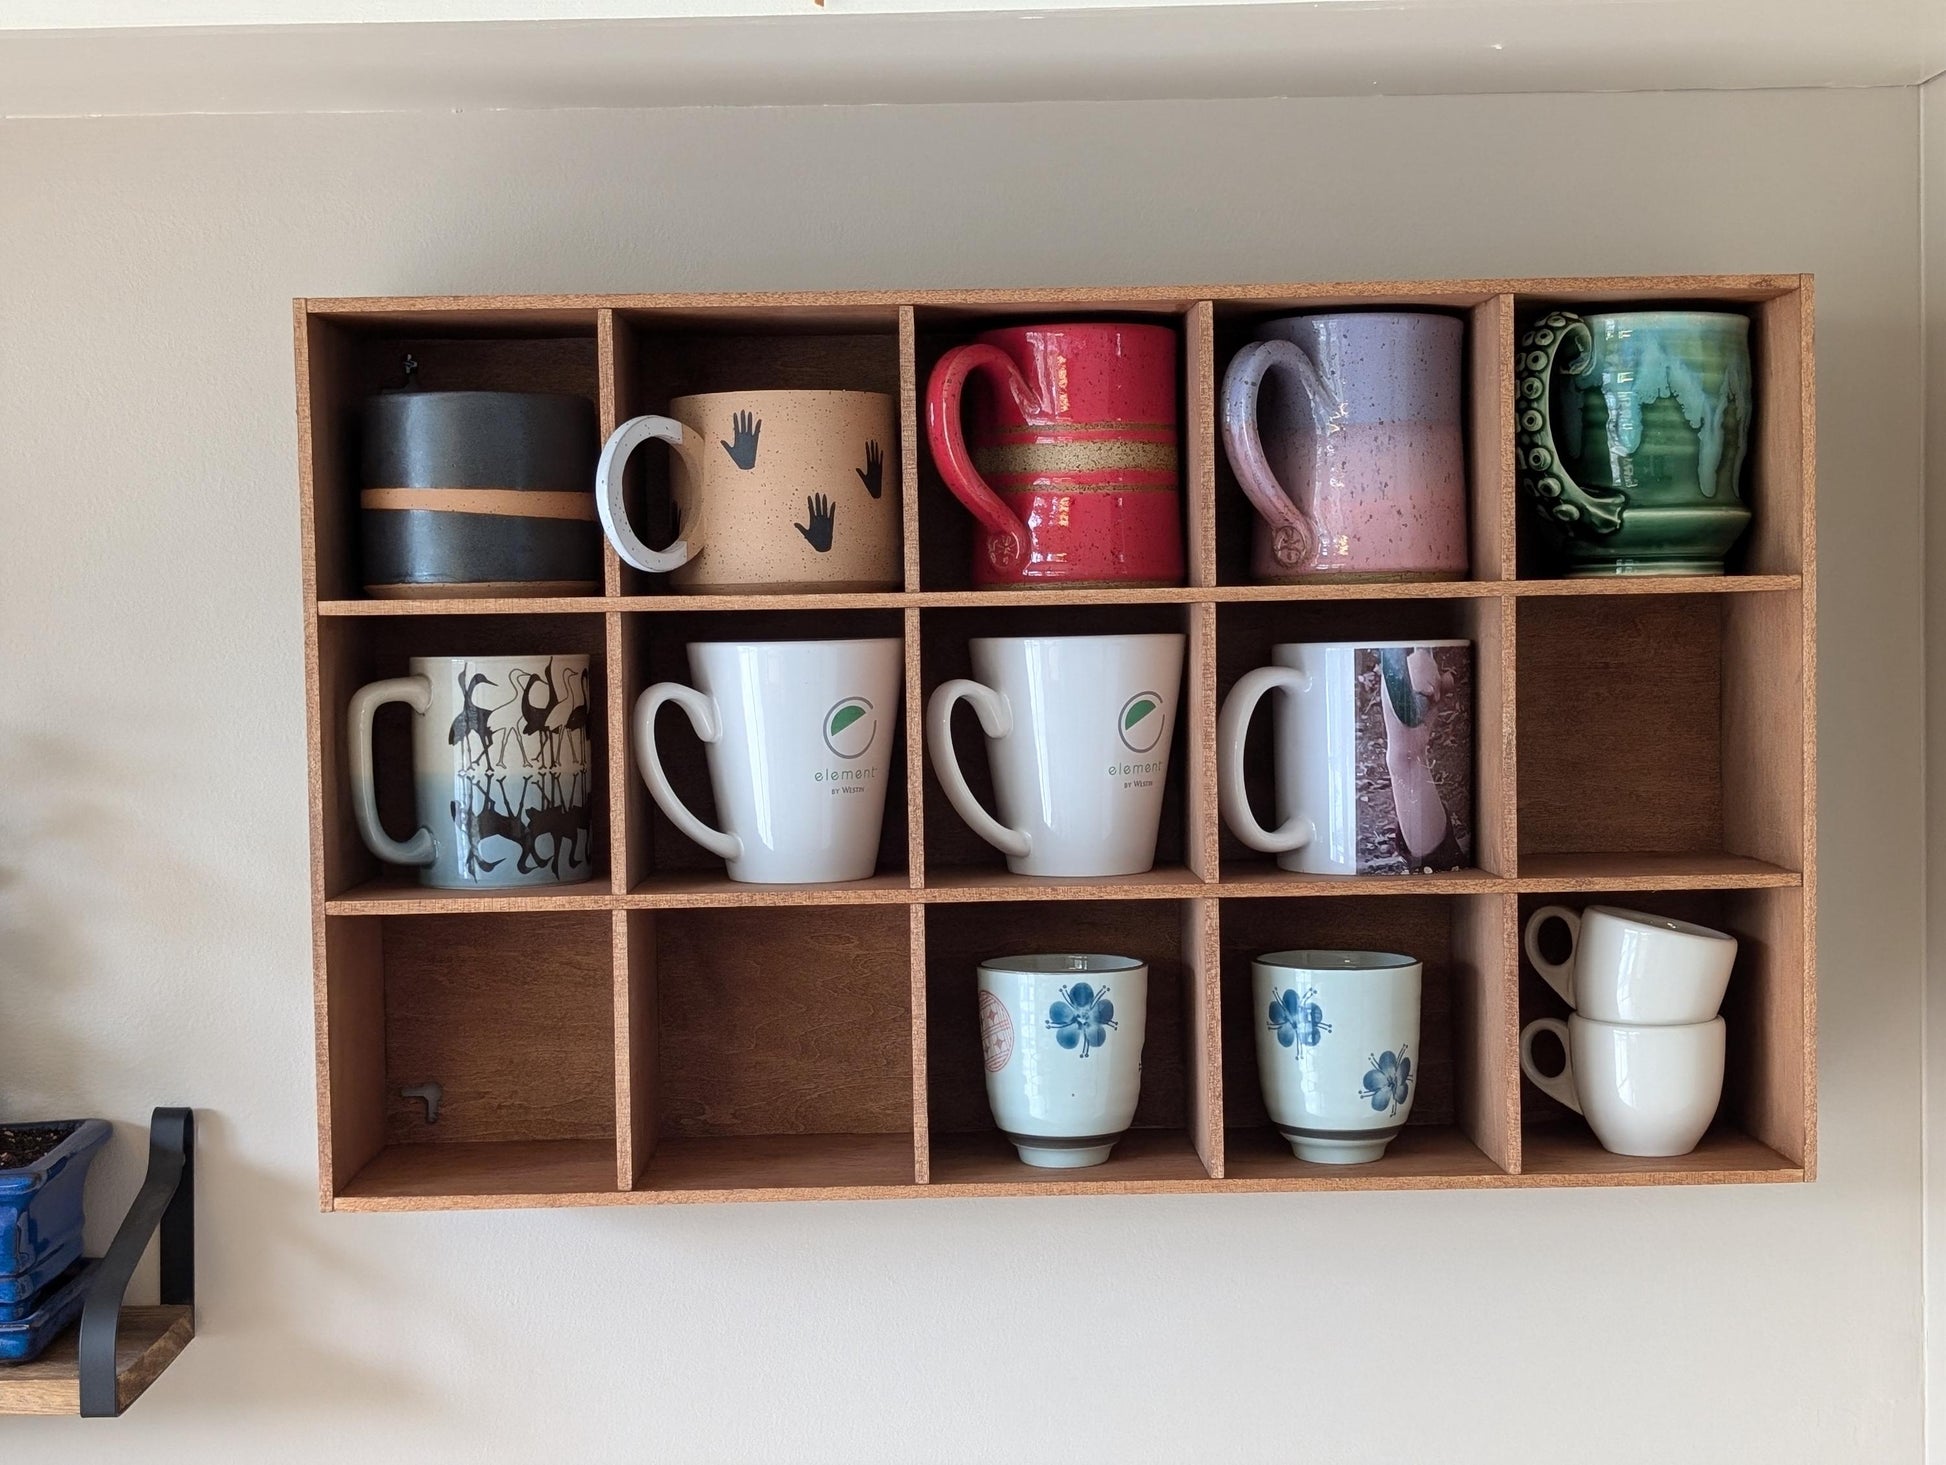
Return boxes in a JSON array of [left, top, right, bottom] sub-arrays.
[[1453, 892, 1522, 1173], [1470, 594, 1518, 880], [615, 909, 658, 1191], [1184, 302, 1218, 589], [904, 607, 926, 887], [898, 306, 922, 591], [1184, 601, 1220, 884], [1469, 294, 1517, 581], [598, 308, 634, 597], [1183, 897, 1225, 1177], [909, 904, 930, 1183]]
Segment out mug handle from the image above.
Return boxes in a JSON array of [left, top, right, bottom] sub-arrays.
[[1515, 311, 1628, 537], [347, 676, 436, 868], [1519, 1018, 1582, 1115], [1522, 905, 1582, 1008], [596, 415, 707, 573], [925, 678, 1032, 860], [924, 345, 1033, 575], [1216, 665, 1314, 854], [633, 684, 742, 863], [1220, 339, 1335, 570]]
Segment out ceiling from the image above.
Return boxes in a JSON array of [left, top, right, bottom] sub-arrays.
[[1, 0, 1941, 116]]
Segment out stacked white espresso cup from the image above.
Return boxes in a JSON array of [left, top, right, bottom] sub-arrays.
[[1518, 906, 1738, 1158]]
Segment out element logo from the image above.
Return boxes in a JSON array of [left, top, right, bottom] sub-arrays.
[[823, 697, 877, 760], [1118, 691, 1165, 753]]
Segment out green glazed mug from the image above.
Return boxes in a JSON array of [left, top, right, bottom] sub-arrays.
[[1516, 311, 1754, 576]]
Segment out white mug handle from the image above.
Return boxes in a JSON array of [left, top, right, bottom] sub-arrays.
[[1216, 665, 1314, 853], [925, 679, 1032, 860], [1519, 1017, 1582, 1115], [596, 414, 705, 573], [632, 683, 742, 863], [346, 675, 436, 867], [1522, 905, 1582, 1007]]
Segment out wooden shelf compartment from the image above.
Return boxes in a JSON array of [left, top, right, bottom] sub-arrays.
[[0, 1307, 195, 1417], [1514, 589, 1809, 883], [922, 898, 1222, 1184], [910, 297, 1217, 593], [1516, 885, 1813, 1177], [1510, 284, 1810, 584], [322, 910, 620, 1207], [619, 905, 922, 1196], [1218, 892, 1520, 1182], [1214, 594, 1515, 883], [296, 306, 603, 605], [312, 612, 611, 903], [601, 304, 910, 599], [1210, 292, 1515, 588]]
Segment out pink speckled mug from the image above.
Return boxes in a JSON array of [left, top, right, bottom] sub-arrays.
[[1222, 313, 1469, 582]]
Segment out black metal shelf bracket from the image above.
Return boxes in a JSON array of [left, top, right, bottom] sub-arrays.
[[77, 1107, 194, 1418]]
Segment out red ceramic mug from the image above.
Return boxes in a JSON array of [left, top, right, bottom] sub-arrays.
[[925, 322, 1185, 588]]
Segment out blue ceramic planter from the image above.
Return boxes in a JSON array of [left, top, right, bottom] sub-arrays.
[[0, 1120, 110, 1312], [0, 1259, 99, 1364]]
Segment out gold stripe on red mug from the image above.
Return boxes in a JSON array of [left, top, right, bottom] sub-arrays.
[[360, 488, 597, 521], [970, 440, 1178, 475]]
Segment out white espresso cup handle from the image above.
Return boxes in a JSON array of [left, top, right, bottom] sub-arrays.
[[1519, 1017, 1582, 1115], [633, 683, 742, 862], [1217, 665, 1314, 853], [1522, 905, 1582, 1007], [925, 678, 1032, 860], [346, 675, 436, 867], [596, 414, 705, 573]]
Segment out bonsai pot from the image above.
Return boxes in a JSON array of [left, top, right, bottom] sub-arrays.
[[0, 1119, 110, 1317]]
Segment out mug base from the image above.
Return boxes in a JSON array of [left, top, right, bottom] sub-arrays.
[[1591, 1132, 1709, 1158], [1000, 1129, 1125, 1169], [1562, 560, 1725, 578], [1277, 1129, 1399, 1165], [675, 577, 902, 595], [1253, 568, 1466, 586], [419, 866, 596, 890], [366, 579, 601, 599]]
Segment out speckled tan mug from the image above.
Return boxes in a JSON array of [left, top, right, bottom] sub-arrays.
[[596, 389, 901, 593]]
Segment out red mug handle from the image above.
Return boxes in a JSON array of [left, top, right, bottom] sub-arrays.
[[925, 344, 1033, 574]]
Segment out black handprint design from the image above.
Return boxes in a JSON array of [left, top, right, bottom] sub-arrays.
[[856, 440, 884, 499], [794, 494, 836, 553], [720, 411, 761, 470]]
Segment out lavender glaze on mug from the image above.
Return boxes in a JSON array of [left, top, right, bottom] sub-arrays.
[[1222, 313, 1469, 582]]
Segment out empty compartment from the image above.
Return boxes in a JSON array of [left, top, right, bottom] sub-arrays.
[[619, 608, 911, 898], [1215, 596, 1511, 883], [608, 305, 907, 597], [923, 899, 1217, 1186], [912, 299, 1202, 593], [323, 910, 619, 1205], [315, 613, 610, 903], [1511, 287, 1806, 580], [1209, 293, 1505, 587], [624, 905, 918, 1193], [1220, 894, 1516, 1182], [1515, 886, 1809, 1179], [298, 308, 602, 602], [919, 602, 1203, 892], [1514, 591, 1806, 882]]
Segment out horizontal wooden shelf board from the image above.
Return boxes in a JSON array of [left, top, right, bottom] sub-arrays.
[[1513, 853, 1802, 892], [1221, 1124, 1507, 1187], [324, 878, 619, 915], [0, 1306, 194, 1417], [1217, 866, 1507, 898], [926, 1128, 1213, 1189], [639, 1132, 919, 1197], [318, 596, 612, 617], [919, 865, 1211, 901], [623, 871, 917, 907], [1508, 575, 1801, 598], [334, 1138, 623, 1209], [1518, 1126, 1802, 1185]]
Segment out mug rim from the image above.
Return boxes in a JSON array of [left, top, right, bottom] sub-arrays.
[[368, 388, 593, 407], [1256, 310, 1464, 331], [979, 953, 1147, 975], [409, 652, 589, 668], [1580, 310, 1749, 328], [975, 320, 1178, 343], [1584, 905, 1736, 943], [969, 632, 1187, 650], [667, 388, 893, 409], [1254, 949, 1419, 973], [1567, 1013, 1727, 1037], [687, 637, 902, 651]]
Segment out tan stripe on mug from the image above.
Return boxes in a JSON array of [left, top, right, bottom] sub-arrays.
[[360, 488, 597, 521]]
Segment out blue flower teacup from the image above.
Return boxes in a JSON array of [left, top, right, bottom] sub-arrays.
[[1253, 950, 1421, 1163], [977, 954, 1148, 1168]]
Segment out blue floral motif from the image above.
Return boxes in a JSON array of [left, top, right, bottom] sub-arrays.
[[1267, 986, 1331, 1051], [1046, 982, 1117, 1057], [1359, 1048, 1414, 1115]]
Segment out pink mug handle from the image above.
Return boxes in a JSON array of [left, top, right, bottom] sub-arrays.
[[1221, 339, 1335, 570], [925, 344, 1033, 575]]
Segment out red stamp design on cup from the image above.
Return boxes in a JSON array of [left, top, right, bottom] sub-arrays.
[[978, 990, 1015, 1073]]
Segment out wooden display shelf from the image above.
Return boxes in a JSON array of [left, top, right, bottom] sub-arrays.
[[298, 277, 1816, 1209], [0, 1308, 194, 1417]]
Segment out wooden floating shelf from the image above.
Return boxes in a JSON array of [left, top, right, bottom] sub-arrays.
[[298, 277, 1816, 1210], [0, 1307, 194, 1417]]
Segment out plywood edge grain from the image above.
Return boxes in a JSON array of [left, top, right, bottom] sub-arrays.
[[0, 1306, 194, 1417]]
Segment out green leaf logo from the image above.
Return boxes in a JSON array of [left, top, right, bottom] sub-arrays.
[[1117, 691, 1165, 753], [822, 697, 876, 760]]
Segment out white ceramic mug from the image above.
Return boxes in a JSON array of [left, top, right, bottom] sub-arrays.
[[1253, 950, 1421, 1163], [634, 638, 902, 883], [1524, 904, 1737, 1025], [927, 633, 1185, 877], [1219, 640, 1473, 875], [978, 954, 1148, 1168], [1520, 1014, 1726, 1157]]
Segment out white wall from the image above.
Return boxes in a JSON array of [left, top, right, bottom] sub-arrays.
[[0, 89, 1924, 1462]]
